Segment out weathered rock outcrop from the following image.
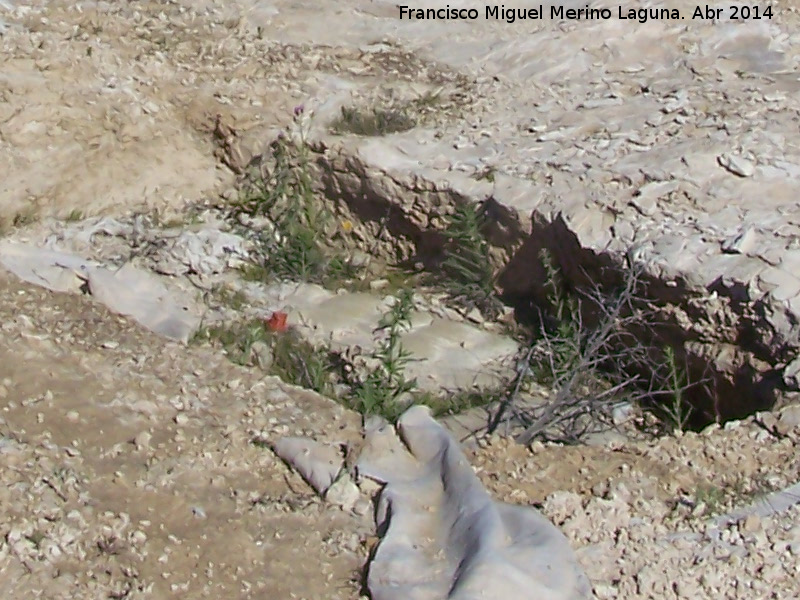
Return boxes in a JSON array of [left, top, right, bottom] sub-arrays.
[[276, 1, 800, 420], [4, 0, 799, 419]]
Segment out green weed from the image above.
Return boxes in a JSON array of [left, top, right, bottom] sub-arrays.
[[437, 202, 503, 319], [193, 319, 334, 396], [692, 473, 778, 517], [473, 166, 496, 183], [501, 252, 650, 443], [411, 90, 443, 110], [270, 329, 334, 395], [209, 285, 249, 311], [331, 106, 416, 137], [234, 134, 364, 288], [693, 484, 727, 516], [504, 252, 714, 443], [532, 248, 582, 383], [352, 289, 418, 417], [193, 320, 269, 366], [661, 345, 692, 432], [12, 208, 38, 228], [425, 387, 503, 418]]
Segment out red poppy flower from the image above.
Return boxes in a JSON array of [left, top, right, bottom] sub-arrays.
[[266, 311, 289, 333]]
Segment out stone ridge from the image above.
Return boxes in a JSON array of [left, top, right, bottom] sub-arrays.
[[298, 2, 800, 418]]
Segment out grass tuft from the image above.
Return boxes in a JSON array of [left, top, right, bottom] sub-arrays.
[[489, 250, 712, 444], [331, 106, 416, 137], [66, 209, 84, 222], [12, 208, 38, 228]]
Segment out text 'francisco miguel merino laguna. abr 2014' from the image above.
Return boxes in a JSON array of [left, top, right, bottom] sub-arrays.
[[398, 4, 773, 23]]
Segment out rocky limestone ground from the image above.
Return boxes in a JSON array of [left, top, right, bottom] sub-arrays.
[[2, 0, 800, 598], [4, 0, 800, 416], [2, 267, 800, 599], [0, 270, 371, 599]]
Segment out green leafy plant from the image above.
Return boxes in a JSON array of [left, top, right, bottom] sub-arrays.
[[353, 289, 418, 418], [234, 121, 363, 288], [237, 131, 323, 272], [492, 254, 654, 443], [437, 202, 503, 318], [535, 248, 582, 382], [193, 319, 333, 396], [661, 345, 692, 432], [193, 320, 270, 366], [428, 387, 504, 419], [12, 208, 38, 228], [209, 285, 249, 311], [490, 252, 713, 443], [693, 484, 727, 516], [691, 473, 778, 518], [270, 329, 334, 395]]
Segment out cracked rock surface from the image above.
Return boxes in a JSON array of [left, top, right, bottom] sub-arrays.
[[2, 0, 800, 598]]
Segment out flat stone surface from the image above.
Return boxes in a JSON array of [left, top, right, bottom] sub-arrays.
[[0, 213, 521, 398], [240, 281, 520, 393]]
